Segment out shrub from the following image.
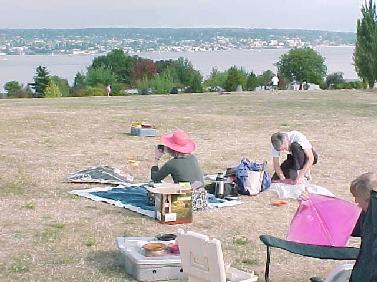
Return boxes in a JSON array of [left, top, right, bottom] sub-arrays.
[[319, 81, 328, 90], [334, 81, 366, 90], [326, 72, 345, 89], [71, 86, 106, 97], [51, 76, 70, 97], [4, 81, 22, 97], [349, 81, 367, 89], [44, 81, 62, 98], [14, 89, 33, 98], [4, 82, 33, 98], [137, 70, 176, 94], [203, 68, 228, 91], [109, 82, 127, 96], [257, 70, 274, 88]]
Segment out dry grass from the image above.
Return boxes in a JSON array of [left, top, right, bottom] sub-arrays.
[[0, 90, 376, 281]]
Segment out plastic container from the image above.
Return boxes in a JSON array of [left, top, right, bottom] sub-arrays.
[[116, 237, 186, 281], [130, 127, 157, 137]]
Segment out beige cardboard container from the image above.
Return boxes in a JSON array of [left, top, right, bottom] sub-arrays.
[[147, 183, 192, 224]]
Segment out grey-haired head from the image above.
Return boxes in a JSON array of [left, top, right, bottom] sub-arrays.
[[271, 132, 288, 151], [350, 172, 377, 200]]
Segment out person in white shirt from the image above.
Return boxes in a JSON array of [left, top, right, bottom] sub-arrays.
[[106, 84, 112, 96], [271, 131, 318, 184], [271, 75, 279, 91]]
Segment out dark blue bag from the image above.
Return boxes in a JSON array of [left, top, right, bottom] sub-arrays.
[[261, 170, 272, 191], [235, 159, 271, 195]]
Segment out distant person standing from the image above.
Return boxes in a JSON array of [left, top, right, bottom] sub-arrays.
[[271, 75, 279, 91], [106, 85, 112, 96]]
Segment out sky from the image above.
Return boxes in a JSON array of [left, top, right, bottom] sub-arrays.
[[0, 0, 363, 32]]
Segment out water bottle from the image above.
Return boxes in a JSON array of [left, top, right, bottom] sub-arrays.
[[215, 172, 225, 198]]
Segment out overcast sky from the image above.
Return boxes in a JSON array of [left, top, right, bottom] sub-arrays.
[[0, 0, 362, 32]]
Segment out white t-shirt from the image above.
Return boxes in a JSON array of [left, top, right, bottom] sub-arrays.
[[271, 131, 312, 157], [272, 76, 279, 86]]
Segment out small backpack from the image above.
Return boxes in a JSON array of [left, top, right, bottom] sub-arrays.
[[235, 159, 271, 195]]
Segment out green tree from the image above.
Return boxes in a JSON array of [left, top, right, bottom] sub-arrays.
[[354, 0, 377, 88], [155, 57, 202, 91], [203, 68, 228, 91], [276, 47, 327, 86], [224, 66, 248, 92], [257, 70, 274, 89], [189, 71, 203, 93], [32, 66, 50, 97], [90, 49, 136, 84], [174, 57, 194, 86], [246, 72, 258, 91], [4, 81, 22, 97], [51, 76, 70, 97], [44, 81, 62, 98], [86, 66, 117, 87], [73, 72, 86, 88]]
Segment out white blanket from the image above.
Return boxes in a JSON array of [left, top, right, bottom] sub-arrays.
[[269, 182, 335, 199]]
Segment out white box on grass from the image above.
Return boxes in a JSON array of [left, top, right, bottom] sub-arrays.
[[116, 237, 187, 281]]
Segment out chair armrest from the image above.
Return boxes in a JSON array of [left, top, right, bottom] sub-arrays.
[[259, 235, 359, 260]]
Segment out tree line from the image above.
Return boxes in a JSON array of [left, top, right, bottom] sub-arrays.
[[2, 47, 366, 98]]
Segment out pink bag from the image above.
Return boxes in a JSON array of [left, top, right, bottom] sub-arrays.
[[287, 194, 361, 247]]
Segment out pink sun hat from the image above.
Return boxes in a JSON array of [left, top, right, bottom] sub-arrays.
[[161, 130, 196, 154]]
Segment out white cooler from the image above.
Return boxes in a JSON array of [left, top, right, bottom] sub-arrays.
[[116, 237, 187, 281]]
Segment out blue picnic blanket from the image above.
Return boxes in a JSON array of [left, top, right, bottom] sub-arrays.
[[69, 185, 242, 218], [91, 186, 155, 211]]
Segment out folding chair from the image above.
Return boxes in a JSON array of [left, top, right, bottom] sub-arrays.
[[259, 235, 359, 282]]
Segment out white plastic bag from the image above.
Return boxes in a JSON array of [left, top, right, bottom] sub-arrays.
[[244, 170, 264, 195]]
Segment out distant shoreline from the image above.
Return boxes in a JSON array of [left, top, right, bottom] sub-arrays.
[[0, 45, 355, 57]]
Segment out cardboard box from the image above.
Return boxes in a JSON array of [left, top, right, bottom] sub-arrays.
[[130, 126, 157, 137], [147, 183, 192, 224]]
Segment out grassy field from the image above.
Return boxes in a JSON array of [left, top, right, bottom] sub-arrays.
[[0, 90, 376, 281]]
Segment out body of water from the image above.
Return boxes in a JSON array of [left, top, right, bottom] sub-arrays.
[[0, 46, 357, 91]]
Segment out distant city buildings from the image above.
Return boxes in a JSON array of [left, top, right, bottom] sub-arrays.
[[0, 28, 355, 56]]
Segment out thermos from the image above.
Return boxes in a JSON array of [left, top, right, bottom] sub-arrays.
[[215, 172, 225, 198]]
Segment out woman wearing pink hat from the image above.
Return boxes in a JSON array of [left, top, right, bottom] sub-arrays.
[[151, 129, 204, 185]]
